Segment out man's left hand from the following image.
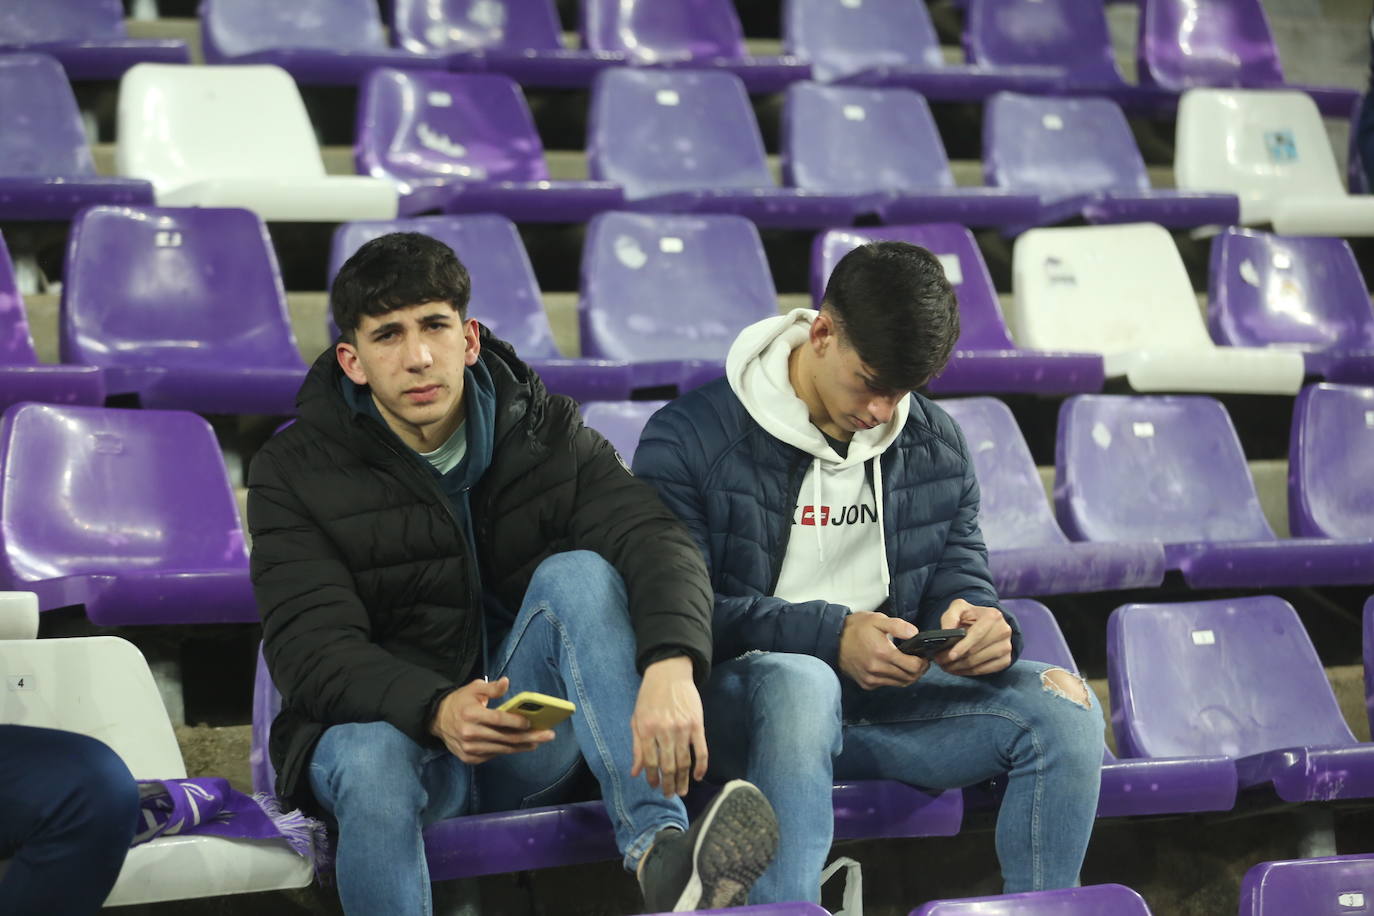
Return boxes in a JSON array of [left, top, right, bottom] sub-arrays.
[[935, 599, 1013, 677], [630, 655, 708, 798]]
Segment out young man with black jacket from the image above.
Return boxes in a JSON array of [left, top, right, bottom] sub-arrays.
[[247, 233, 777, 915], [634, 242, 1105, 905]]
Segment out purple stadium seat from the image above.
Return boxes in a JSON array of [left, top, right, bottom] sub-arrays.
[[984, 93, 1238, 229], [909, 884, 1153, 915], [1138, 0, 1360, 118], [1351, 95, 1369, 195], [251, 647, 961, 881], [782, 0, 1062, 102], [581, 0, 809, 93], [579, 401, 666, 464], [1007, 599, 1236, 818], [388, 0, 626, 89], [0, 0, 189, 80], [580, 211, 782, 394], [813, 225, 1104, 395], [1056, 395, 1374, 588], [1241, 855, 1374, 915], [939, 398, 1165, 596], [782, 83, 1042, 228], [1109, 596, 1374, 803], [1208, 229, 1374, 384], [200, 0, 441, 86], [356, 69, 623, 220], [0, 403, 257, 625], [0, 54, 153, 220], [964, 0, 1176, 114], [588, 69, 862, 229], [0, 230, 104, 411], [329, 215, 641, 402], [60, 206, 308, 415], [1364, 596, 1374, 738], [1289, 383, 1374, 540]]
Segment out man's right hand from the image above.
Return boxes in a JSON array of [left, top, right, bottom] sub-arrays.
[[429, 676, 556, 764], [838, 611, 930, 690]]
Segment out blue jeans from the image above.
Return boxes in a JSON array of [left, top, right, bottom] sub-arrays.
[[308, 551, 688, 915], [0, 725, 139, 914], [702, 653, 1104, 904]]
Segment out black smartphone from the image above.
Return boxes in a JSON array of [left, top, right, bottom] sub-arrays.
[[895, 628, 967, 659]]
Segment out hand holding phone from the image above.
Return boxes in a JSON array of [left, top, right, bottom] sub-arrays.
[[496, 691, 576, 731], [895, 628, 967, 659]]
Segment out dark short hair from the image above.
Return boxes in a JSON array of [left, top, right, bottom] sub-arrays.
[[331, 232, 471, 343], [820, 241, 960, 391]]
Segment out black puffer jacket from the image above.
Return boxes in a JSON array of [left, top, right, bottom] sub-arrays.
[[247, 331, 713, 812]]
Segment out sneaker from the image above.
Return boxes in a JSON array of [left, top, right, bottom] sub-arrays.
[[637, 779, 780, 913]]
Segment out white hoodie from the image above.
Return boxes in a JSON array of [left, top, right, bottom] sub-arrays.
[[727, 308, 911, 613]]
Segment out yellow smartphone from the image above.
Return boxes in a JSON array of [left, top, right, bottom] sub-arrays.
[[497, 691, 576, 731]]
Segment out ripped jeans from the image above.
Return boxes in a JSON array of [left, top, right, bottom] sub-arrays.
[[702, 654, 1104, 904]]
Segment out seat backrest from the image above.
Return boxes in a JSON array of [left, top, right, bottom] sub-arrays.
[[0, 0, 127, 43], [0, 404, 248, 582], [1242, 855, 1374, 916], [782, 0, 944, 83], [984, 93, 1150, 196], [1138, 0, 1285, 91], [328, 214, 560, 358], [783, 82, 955, 194], [582, 0, 746, 63], [579, 401, 668, 465], [0, 592, 39, 640], [116, 64, 327, 196], [935, 398, 1068, 551], [1000, 599, 1078, 673], [587, 68, 772, 196], [1175, 88, 1345, 206], [60, 206, 302, 371], [1207, 228, 1374, 353], [0, 231, 40, 366], [578, 211, 778, 361], [1011, 223, 1210, 355], [964, 0, 1120, 85], [812, 224, 1015, 350], [1289, 383, 1374, 539], [0, 635, 186, 778], [202, 0, 389, 56], [1107, 596, 1355, 759], [912, 884, 1153, 915], [1055, 394, 1275, 544], [0, 54, 97, 178], [390, 0, 564, 55], [357, 70, 550, 189]]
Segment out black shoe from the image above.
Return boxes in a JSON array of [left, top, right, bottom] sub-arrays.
[[637, 779, 780, 913]]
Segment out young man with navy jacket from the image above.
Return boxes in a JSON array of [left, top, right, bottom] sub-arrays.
[[634, 241, 1104, 905]]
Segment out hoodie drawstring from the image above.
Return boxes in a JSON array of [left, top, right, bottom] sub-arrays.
[[813, 457, 824, 564], [871, 457, 891, 590]]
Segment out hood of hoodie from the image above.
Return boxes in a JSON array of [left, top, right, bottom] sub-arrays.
[[726, 308, 910, 467]]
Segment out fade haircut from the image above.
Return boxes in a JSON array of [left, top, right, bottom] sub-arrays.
[[331, 232, 471, 344], [820, 241, 960, 391]]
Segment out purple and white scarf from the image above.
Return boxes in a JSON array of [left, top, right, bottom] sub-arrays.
[[133, 777, 329, 870]]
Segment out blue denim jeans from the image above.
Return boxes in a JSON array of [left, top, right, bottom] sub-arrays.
[[0, 725, 139, 914], [702, 652, 1104, 904], [308, 551, 688, 915]]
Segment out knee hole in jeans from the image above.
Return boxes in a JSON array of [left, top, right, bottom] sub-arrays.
[[1040, 668, 1093, 710]]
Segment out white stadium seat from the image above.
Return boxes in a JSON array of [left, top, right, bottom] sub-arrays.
[[1011, 223, 1304, 394], [1175, 87, 1374, 236], [116, 63, 397, 221], [0, 634, 313, 906]]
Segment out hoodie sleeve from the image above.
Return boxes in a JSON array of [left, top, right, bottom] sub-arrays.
[[913, 420, 1023, 663], [635, 403, 853, 667]]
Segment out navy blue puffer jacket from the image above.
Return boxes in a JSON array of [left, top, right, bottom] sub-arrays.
[[633, 377, 1022, 667]]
